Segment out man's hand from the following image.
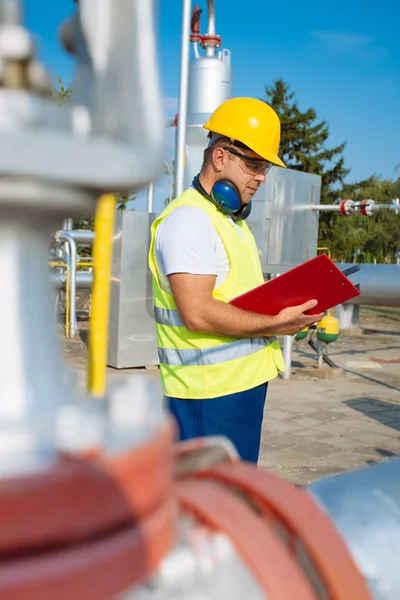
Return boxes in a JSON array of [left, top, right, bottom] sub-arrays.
[[273, 300, 323, 336]]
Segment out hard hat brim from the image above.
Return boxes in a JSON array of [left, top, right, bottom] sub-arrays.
[[203, 124, 286, 168]]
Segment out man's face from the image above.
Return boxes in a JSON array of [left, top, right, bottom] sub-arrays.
[[219, 146, 272, 204]]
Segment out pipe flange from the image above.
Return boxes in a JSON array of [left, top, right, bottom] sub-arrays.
[[339, 199, 354, 216], [360, 199, 375, 216], [190, 33, 202, 43], [0, 420, 174, 553], [0, 500, 175, 600], [201, 34, 222, 49]]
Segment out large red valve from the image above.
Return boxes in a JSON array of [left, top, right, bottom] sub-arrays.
[[0, 431, 374, 600]]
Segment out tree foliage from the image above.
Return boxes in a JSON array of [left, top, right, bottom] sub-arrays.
[[327, 176, 400, 263], [52, 77, 71, 104], [262, 79, 399, 263]]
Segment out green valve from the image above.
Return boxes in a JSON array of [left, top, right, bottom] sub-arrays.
[[317, 329, 339, 343], [295, 328, 309, 341], [316, 314, 339, 343]]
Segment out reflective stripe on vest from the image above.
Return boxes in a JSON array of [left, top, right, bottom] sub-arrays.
[[158, 336, 278, 367], [154, 306, 184, 327]]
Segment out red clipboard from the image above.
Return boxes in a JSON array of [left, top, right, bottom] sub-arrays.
[[229, 254, 361, 316]]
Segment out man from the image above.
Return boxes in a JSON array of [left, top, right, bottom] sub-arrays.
[[148, 97, 322, 463]]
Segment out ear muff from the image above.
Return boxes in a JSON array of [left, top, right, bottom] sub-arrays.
[[211, 178, 241, 213], [192, 175, 251, 222]]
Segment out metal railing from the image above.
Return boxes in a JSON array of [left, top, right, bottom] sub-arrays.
[[49, 261, 70, 338], [53, 230, 96, 337]]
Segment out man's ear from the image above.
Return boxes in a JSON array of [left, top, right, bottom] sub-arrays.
[[212, 147, 226, 172]]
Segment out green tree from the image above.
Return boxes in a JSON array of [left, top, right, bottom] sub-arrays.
[[262, 79, 349, 247], [262, 80, 400, 263]]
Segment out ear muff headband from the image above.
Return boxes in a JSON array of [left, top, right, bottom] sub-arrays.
[[192, 175, 252, 222]]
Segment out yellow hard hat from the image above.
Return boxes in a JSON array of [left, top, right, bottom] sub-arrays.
[[203, 97, 286, 168]]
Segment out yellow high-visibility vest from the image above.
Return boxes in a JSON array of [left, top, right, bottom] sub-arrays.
[[148, 188, 285, 399]]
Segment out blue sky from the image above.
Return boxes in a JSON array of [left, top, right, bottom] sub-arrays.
[[26, 0, 400, 212]]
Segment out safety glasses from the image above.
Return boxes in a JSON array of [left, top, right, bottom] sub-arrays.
[[225, 147, 273, 176]]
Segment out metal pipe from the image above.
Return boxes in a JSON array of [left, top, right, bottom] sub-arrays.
[[367, 203, 399, 212], [337, 263, 400, 307], [49, 261, 70, 337], [311, 201, 399, 213], [174, 0, 192, 198], [193, 40, 200, 58], [0, 220, 60, 474], [62, 218, 74, 230], [0, 0, 21, 25], [308, 337, 339, 368], [57, 229, 95, 246], [55, 231, 77, 337], [147, 182, 154, 212], [164, 162, 173, 205], [316, 338, 324, 368], [206, 0, 216, 36], [51, 271, 93, 290], [281, 335, 293, 380], [205, 0, 217, 57], [311, 205, 341, 211], [70, 229, 95, 245]]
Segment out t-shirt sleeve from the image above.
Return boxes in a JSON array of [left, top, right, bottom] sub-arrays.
[[155, 206, 218, 277]]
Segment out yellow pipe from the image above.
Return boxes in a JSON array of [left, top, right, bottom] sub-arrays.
[[49, 261, 70, 338], [317, 246, 331, 260], [87, 194, 116, 397]]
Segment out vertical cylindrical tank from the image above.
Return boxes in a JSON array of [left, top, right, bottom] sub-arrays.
[[183, 48, 232, 189], [187, 48, 232, 124]]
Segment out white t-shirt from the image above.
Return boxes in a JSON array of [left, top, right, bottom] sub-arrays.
[[155, 205, 244, 294]]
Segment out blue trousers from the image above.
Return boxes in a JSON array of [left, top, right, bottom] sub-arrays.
[[166, 383, 268, 463]]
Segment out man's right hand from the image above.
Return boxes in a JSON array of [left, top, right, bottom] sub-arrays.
[[273, 300, 324, 336]]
